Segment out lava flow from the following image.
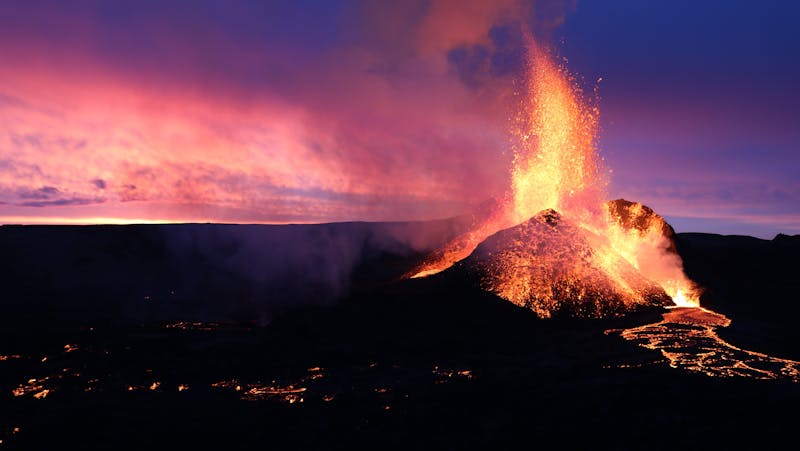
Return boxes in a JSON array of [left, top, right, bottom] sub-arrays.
[[408, 36, 699, 316], [608, 307, 800, 381]]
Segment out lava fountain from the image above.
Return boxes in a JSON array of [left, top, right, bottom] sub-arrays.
[[408, 36, 699, 316]]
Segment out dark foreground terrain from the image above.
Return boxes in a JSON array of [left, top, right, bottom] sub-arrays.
[[0, 224, 798, 449]]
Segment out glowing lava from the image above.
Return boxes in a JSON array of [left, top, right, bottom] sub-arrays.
[[508, 38, 604, 224], [670, 289, 693, 308], [407, 36, 699, 315], [609, 307, 800, 381]]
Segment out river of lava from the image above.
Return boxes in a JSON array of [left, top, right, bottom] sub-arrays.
[[408, 36, 699, 316], [608, 307, 800, 381]]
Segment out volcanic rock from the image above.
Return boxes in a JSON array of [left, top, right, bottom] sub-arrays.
[[606, 198, 678, 253], [453, 208, 671, 318]]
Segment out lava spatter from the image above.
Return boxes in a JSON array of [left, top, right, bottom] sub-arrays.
[[407, 36, 698, 317]]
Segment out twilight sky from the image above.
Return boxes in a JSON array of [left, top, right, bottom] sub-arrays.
[[1, 0, 797, 238]]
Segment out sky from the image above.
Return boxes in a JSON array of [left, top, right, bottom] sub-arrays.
[[0, 0, 797, 238]]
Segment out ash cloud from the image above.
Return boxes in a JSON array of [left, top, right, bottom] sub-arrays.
[[0, 185, 106, 208], [18, 186, 60, 200], [18, 196, 105, 208]]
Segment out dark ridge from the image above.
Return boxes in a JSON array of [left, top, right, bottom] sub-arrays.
[[0, 219, 470, 326]]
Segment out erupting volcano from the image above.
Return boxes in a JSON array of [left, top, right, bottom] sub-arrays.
[[4, 2, 800, 449], [408, 38, 699, 317]]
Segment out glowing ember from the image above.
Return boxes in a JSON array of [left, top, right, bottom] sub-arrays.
[[13, 377, 56, 399], [211, 379, 242, 391], [165, 321, 220, 331], [432, 366, 475, 384], [242, 383, 306, 403], [32, 389, 50, 399], [211, 367, 325, 403], [407, 36, 699, 315]]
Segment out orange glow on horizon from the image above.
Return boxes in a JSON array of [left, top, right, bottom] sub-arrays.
[[0, 216, 329, 226], [1, 216, 185, 226]]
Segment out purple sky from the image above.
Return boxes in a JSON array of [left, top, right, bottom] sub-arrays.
[[560, 0, 800, 238], [0, 0, 797, 238]]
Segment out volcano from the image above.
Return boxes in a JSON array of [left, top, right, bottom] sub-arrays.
[[415, 198, 678, 319], [452, 207, 671, 318], [405, 38, 699, 314]]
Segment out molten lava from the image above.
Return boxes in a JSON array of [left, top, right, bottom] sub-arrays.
[[408, 36, 699, 316], [609, 307, 800, 381], [509, 39, 605, 224]]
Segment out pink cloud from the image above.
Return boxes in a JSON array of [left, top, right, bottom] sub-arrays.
[[0, 8, 521, 224]]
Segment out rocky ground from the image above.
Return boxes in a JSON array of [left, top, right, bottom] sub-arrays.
[[0, 224, 798, 449]]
